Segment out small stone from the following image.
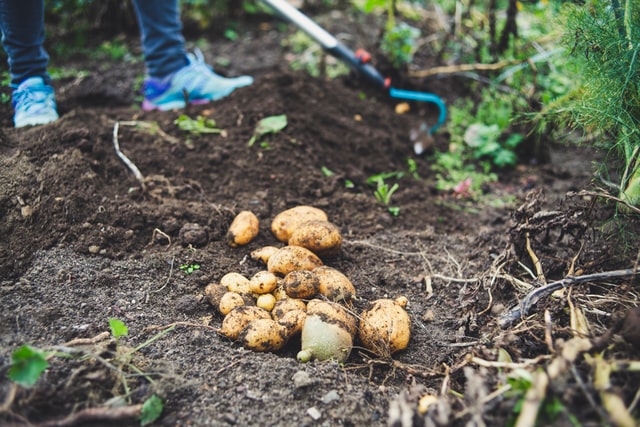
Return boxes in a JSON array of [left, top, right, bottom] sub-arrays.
[[179, 222, 208, 247], [20, 205, 33, 219], [292, 370, 315, 388], [320, 390, 340, 404], [306, 406, 321, 420], [88, 245, 101, 254]]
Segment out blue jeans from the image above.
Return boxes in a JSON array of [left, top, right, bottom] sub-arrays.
[[0, 0, 189, 87]]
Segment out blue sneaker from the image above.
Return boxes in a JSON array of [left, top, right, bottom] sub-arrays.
[[12, 77, 60, 128], [142, 49, 253, 111]]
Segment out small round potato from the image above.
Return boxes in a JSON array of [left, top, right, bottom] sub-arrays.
[[220, 272, 252, 294], [358, 298, 411, 354], [227, 210, 260, 247], [313, 266, 356, 303], [203, 283, 227, 308], [250, 246, 280, 265], [219, 306, 271, 340], [271, 206, 328, 243], [256, 293, 277, 311], [271, 298, 307, 321], [277, 309, 307, 336], [249, 271, 278, 294], [283, 270, 319, 299], [219, 291, 246, 315], [288, 220, 343, 258], [240, 318, 288, 352], [267, 245, 323, 276]]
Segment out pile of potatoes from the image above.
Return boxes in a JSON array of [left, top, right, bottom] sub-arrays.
[[206, 205, 412, 362]]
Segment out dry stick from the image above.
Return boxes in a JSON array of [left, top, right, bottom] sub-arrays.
[[37, 403, 143, 427], [499, 268, 640, 329], [574, 190, 640, 215], [410, 58, 522, 78], [112, 121, 146, 191]]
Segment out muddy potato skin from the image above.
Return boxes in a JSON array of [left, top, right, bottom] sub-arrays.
[[272, 298, 307, 321], [204, 283, 227, 308], [283, 270, 319, 299], [240, 318, 287, 352], [218, 291, 245, 315], [313, 266, 356, 303], [306, 299, 357, 337], [219, 306, 271, 340], [267, 245, 323, 276], [358, 299, 411, 354], [277, 309, 306, 336], [288, 220, 342, 258], [227, 210, 259, 247], [271, 206, 328, 243]]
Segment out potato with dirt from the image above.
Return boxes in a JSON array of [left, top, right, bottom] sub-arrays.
[[313, 265, 356, 302], [267, 245, 323, 275], [271, 205, 328, 243], [220, 272, 252, 294], [358, 298, 411, 354], [288, 220, 343, 258], [282, 270, 319, 299], [219, 306, 271, 340], [227, 210, 259, 247], [240, 318, 288, 352]]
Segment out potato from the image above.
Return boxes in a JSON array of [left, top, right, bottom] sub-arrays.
[[297, 314, 353, 363], [240, 318, 288, 352], [277, 309, 306, 336], [219, 291, 246, 315], [203, 283, 227, 308], [358, 298, 411, 354], [256, 293, 277, 311], [267, 245, 323, 276], [271, 206, 328, 243], [227, 210, 259, 247], [220, 272, 252, 294], [219, 306, 271, 340], [249, 271, 278, 294], [283, 270, 319, 299], [288, 220, 342, 258], [250, 246, 279, 265], [306, 299, 357, 337], [272, 298, 307, 321], [313, 266, 356, 303]]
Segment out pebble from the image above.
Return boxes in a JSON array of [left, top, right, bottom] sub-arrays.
[[307, 407, 321, 420], [320, 390, 340, 404], [292, 370, 315, 388]]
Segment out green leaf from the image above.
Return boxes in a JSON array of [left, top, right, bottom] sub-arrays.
[[248, 115, 287, 146], [140, 394, 164, 426], [321, 166, 335, 177], [174, 115, 222, 135], [109, 318, 129, 338], [8, 345, 49, 387]]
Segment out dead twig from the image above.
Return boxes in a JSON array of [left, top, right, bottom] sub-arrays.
[[499, 268, 640, 329], [112, 121, 146, 191], [573, 190, 640, 215], [36, 403, 142, 427]]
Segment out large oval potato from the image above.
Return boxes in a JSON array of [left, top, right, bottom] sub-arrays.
[[271, 206, 328, 243], [220, 272, 252, 294], [227, 211, 259, 247], [267, 245, 323, 276], [313, 266, 356, 303], [306, 299, 357, 337], [358, 298, 411, 354], [288, 220, 343, 258]]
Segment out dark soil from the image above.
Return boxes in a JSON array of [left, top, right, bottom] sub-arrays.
[[1, 7, 639, 427]]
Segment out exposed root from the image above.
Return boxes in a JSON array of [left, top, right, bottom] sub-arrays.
[[112, 121, 146, 191], [36, 403, 143, 427]]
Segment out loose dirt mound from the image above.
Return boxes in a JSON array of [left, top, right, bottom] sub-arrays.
[[1, 14, 639, 427]]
